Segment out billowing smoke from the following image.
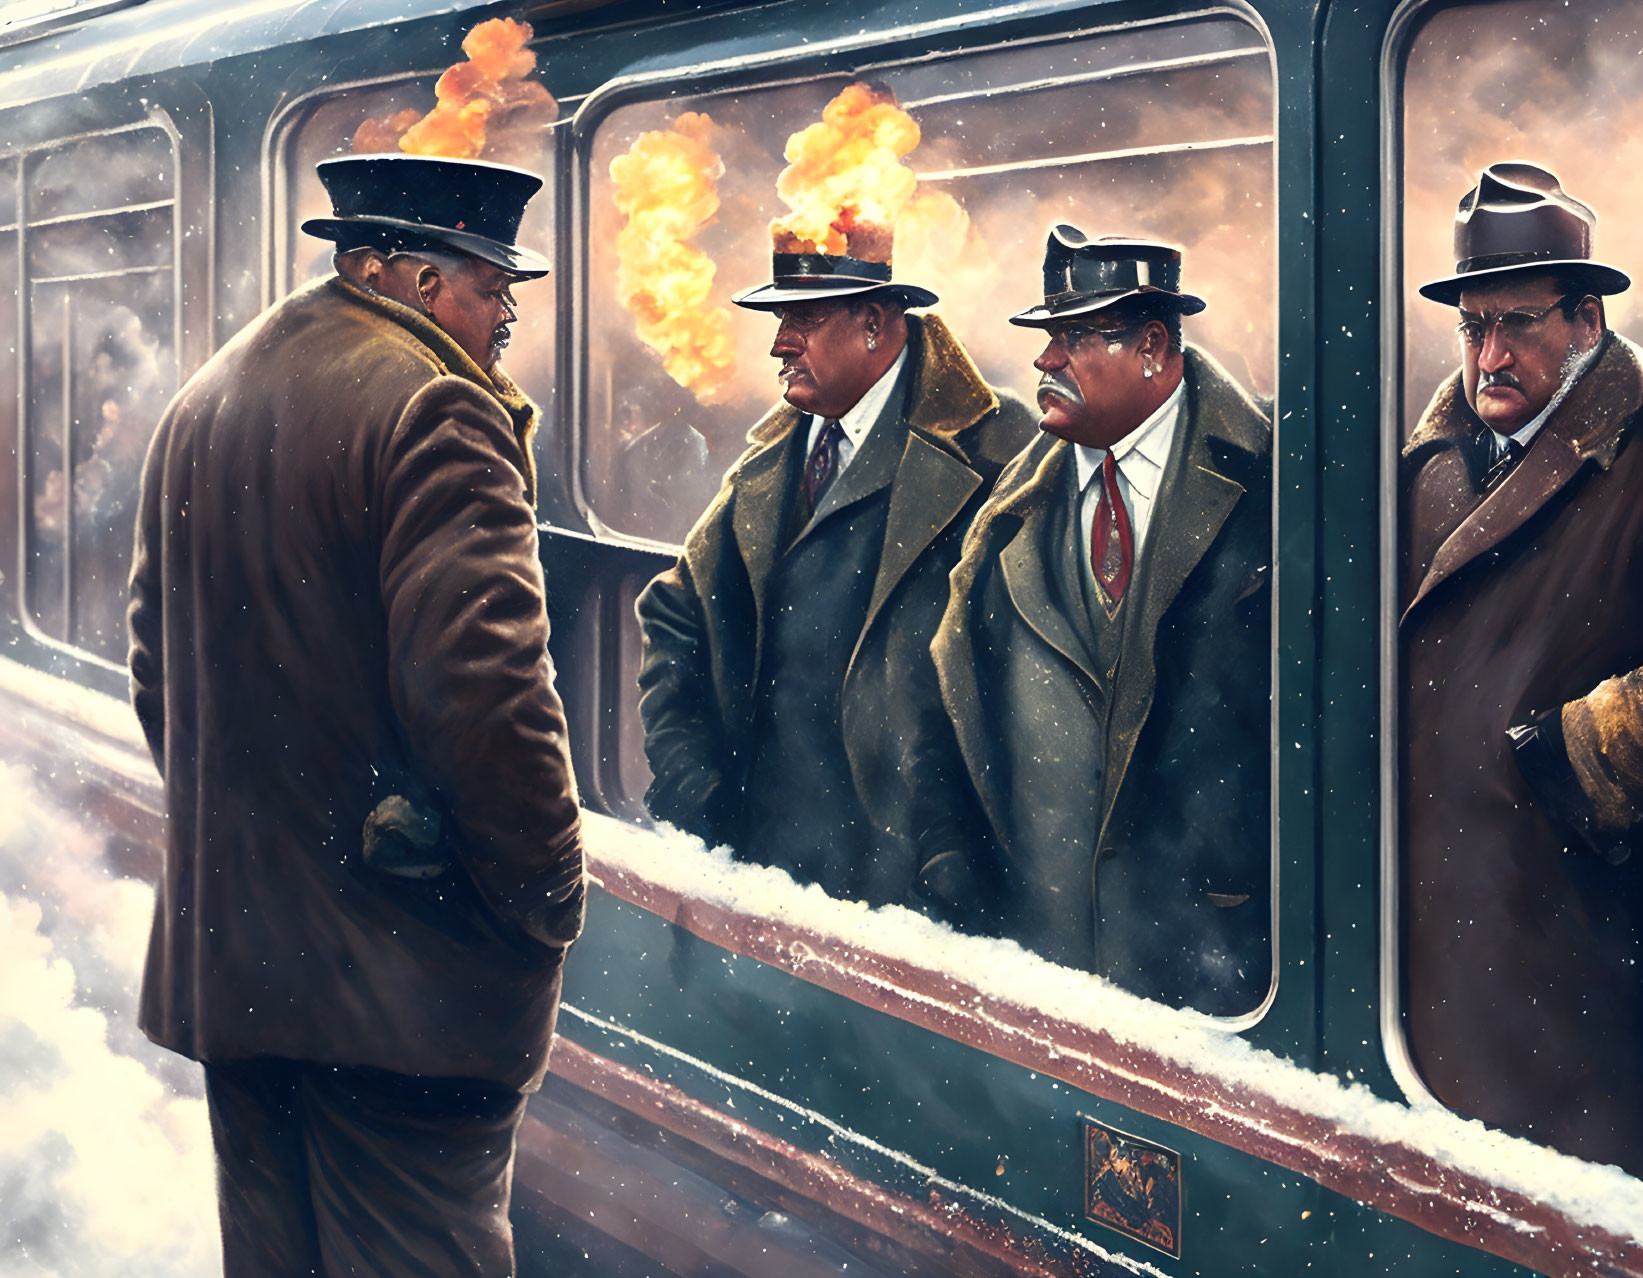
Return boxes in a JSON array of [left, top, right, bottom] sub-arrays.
[[0, 762, 218, 1276], [1400, 0, 1643, 430], [610, 113, 740, 403], [352, 18, 559, 160]]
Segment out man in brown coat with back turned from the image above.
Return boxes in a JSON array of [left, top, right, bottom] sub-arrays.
[[1404, 162, 1643, 1174], [128, 155, 584, 1274]]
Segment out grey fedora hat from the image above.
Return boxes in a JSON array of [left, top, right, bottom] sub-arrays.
[[1009, 226, 1205, 328], [1418, 162, 1629, 306], [303, 154, 552, 279]]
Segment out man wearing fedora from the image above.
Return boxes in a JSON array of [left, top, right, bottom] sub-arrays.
[[128, 154, 585, 1273], [635, 229, 1034, 903], [902, 228, 1272, 1015], [1403, 162, 1643, 1172]]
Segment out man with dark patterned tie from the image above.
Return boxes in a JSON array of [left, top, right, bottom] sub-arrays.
[[635, 227, 1034, 903], [1402, 162, 1643, 1173], [902, 228, 1273, 1015]]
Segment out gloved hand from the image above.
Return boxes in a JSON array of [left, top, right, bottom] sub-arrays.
[[1508, 711, 1632, 865]]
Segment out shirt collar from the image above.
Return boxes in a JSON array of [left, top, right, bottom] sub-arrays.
[[1073, 378, 1185, 498], [816, 344, 909, 448]]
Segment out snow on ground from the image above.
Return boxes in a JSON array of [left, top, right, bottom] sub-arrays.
[[589, 812, 1643, 1244], [0, 761, 217, 1278]]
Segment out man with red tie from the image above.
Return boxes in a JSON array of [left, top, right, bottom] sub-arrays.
[[635, 230, 1033, 905], [904, 228, 1272, 1015]]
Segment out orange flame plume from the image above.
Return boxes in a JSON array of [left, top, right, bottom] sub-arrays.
[[352, 18, 558, 159], [772, 82, 921, 258], [771, 81, 986, 311], [610, 112, 739, 403]]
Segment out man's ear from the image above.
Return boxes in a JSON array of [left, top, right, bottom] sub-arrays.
[[415, 264, 447, 311], [1575, 295, 1605, 350], [1138, 319, 1171, 366]]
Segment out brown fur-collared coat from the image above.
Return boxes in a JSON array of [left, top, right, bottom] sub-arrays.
[[128, 276, 584, 1093], [1403, 330, 1643, 1172], [635, 313, 1035, 904]]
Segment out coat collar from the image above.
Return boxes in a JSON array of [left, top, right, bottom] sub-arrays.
[[330, 276, 541, 502], [1403, 331, 1643, 621]]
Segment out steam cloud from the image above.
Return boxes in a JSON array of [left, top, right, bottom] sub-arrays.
[[0, 762, 217, 1276]]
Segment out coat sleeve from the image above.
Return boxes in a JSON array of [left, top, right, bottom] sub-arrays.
[[127, 419, 167, 774], [635, 559, 736, 845], [379, 377, 585, 947]]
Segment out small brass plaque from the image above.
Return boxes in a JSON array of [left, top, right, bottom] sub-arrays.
[[1082, 1117, 1182, 1259]]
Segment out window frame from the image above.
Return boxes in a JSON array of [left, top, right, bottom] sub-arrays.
[[9, 86, 212, 675], [563, 0, 1284, 1031]]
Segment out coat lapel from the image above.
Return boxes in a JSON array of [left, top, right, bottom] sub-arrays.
[[999, 441, 1102, 686], [1403, 334, 1643, 622], [1100, 349, 1263, 836], [932, 439, 1057, 839], [856, 432, 981, 654], [730, 403, 804, 677]]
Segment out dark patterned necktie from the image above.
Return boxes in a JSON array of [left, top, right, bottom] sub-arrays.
[[1481, 436, 1526, 494], [1092, 451, 1134, 604], [801, 418, 845, 519]]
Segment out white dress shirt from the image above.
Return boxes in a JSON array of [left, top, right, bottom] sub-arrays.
[[1074, 379, 1185, 585], [803, 345, 909, 475]]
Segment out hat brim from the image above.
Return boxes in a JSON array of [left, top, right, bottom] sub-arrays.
[[1008, 285, 1207, 328], [732, 279, 939, 311], [302, 214, 551, 279], [1418, 259, 1631, 305]]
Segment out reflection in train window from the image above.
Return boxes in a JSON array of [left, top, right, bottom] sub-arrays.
[[19, 124, 178, 665], [586, 17, 1276, 545], [1396, 0, 1643, 1175], [273, 68, 560, 474], [598, 12, 1276, 1018]]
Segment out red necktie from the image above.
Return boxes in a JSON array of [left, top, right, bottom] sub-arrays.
[[1092, 451, 1133, 603], [801, 418, 844, 519]]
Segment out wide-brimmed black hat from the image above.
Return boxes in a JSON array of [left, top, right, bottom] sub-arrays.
[[732, 250, 938, 311], [1418, 162, 1629, 305], [1009, 226, 1205, 328], [302, 154, 551, 279]]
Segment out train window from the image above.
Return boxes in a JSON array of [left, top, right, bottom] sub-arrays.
[[590, 13, 1278, 1017], [584, 18, 1276, 546], [18, 122, 180, 665], [271, 72, 560, 473], [1392, 0, 1643, 1175]]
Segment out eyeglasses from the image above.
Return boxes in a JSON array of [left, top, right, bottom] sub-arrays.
[[1455, 296, 1579, 349]]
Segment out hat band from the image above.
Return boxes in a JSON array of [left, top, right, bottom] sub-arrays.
[[1456, 249, 1575, 274], [772, 252, 893, 284]]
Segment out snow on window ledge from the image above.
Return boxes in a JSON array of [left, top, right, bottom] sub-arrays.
[[582, 811, 1643, 1276]]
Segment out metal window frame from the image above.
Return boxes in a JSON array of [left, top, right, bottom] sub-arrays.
[[1377, 0, 1469, 1113], [11, 87, 213, 673]]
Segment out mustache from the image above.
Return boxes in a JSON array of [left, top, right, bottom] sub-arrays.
[[1037, 370, 1084, 409], [1478, 370, 1522, 392]]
